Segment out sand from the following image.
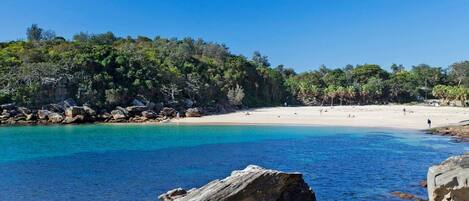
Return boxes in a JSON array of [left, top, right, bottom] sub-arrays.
[[172, 105, 469, 130]]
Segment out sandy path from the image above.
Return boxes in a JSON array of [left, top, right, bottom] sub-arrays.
[[172, 105, 469, 130]]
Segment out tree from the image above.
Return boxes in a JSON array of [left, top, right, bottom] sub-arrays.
[[449, 61, 469, 87], [252, 51, 270, 67], [352, 64, 388, 84], [324, 85, 337, 106], [336, 86, 346, 105], [26, 24, 43, 42], [227, 84, 245, 106]]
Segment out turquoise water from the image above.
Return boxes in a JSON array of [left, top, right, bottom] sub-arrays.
[[0, 125, 466, 201]]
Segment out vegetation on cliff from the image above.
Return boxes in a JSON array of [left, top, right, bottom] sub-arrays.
[[0, 24, 468, 110]]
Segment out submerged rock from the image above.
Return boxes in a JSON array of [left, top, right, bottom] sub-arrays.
[[159, 165, 316, 201], [427, 154, 469, 201]]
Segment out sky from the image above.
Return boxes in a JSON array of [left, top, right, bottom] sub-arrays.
[[1, 0, 469, 72]]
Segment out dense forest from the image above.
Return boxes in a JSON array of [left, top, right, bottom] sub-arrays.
[[1, 25, 468, 113]]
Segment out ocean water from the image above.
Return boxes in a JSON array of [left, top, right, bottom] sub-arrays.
[[0, 124, 466, 201]]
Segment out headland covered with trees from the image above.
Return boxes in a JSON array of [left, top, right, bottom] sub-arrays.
[[0, 25, 468, 124]]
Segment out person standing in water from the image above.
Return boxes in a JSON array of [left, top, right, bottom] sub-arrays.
[[427, 118, 432, 128]]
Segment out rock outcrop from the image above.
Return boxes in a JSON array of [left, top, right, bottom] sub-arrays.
[[160, 107, 177, 118], [429, 122, 469, 142], [427, 154, 469, 201], [159, 165, 316, 201], [185, 108, 202, 117]]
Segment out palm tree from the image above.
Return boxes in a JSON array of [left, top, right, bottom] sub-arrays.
[[336, 86, 346, 106], [325, 85, 337, 107], [346, 86, 356, 105]]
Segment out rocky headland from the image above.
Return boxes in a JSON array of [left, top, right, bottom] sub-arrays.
[[159, 165, 316, 201], [428, 122, 469, 142], [427, 154, 469, 201]]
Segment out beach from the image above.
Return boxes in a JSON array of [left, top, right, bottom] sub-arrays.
[[174, 105, 469, 130]]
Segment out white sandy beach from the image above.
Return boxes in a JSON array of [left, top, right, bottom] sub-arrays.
[[173, 105, 469, 130]]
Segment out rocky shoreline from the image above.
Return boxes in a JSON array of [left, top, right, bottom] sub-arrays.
[[0, 99, 213, 126], [427, 122, 469, 142]]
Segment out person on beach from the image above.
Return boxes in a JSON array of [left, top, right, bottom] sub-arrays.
[[403, 108, 406, 115], [284, 102, 288, 107], [427, 118, 432, 128]]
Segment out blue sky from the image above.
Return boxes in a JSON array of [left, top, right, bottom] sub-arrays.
[[1, 0, 469, 72]]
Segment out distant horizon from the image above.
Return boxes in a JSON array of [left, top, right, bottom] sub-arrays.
[[2, 0, 469, 71]]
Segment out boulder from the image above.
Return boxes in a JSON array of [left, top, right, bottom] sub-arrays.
[[131, 99, 146, 106], [63, 115, 85, 124], [427, 154, 469, 201], [83, 106, 97, 116], [160, 107, 177, 118], [185, 108, 202, 117], [116, 106, 129, 116], [17, 107, 31, 115], [126, 106, 147, 116], [111, 110, 127, 120], [158, 165, 316, 201], [65, 106, 86, 118], [25, 113, 37, 121], [0, 103, 16, 110], [141, 110, 157, 119], [48, 113, 64, 123], [61, 98, 77, 108], [37, 110, 52, 120], [42, 104, 65, 113]]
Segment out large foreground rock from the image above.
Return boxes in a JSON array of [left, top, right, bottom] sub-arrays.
[[427, 154, 469, 201], [159, 165, 316, 201]]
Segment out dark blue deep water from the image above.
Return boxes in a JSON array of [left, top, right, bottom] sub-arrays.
[[0, 125, 466, 201]]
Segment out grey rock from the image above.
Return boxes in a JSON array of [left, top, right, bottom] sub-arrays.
[[0, 103, 16, 110], [65, 106, 86, 118], [42, 104, 65, 113], [37, 110, 52, 120], [131, 99, 146, 106], [160, 107, 177, 118], [126, 106, 147, 116], [427, 154, 469, 201], [63, 115, 85, 124], [116, 106, 129, 116], [48, 113, 64, 123], [185, 108, 202, 117], [83, 106, 97, 116], [111, 110, 127, 120], [159, 165, 316, 201], [141, 110, 157, 119]]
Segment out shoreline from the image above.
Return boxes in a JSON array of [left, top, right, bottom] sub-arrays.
[[172, 105, 469, 130]]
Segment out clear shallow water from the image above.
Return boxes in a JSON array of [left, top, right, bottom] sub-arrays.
[[0, 125, 467, 201]]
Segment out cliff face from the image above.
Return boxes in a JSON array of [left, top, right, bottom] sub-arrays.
[[427, 154, 469, 201], [159, 165, 316, 201]]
